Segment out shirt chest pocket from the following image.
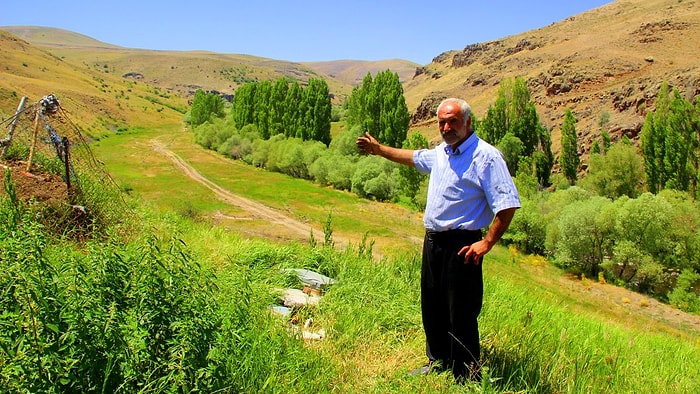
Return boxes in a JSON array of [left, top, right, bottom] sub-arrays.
[[441, 172, 479, 201]]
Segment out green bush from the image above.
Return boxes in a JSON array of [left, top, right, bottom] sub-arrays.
[[668, 269, 700, 313], [0, 190, 222, 391], [351, 156, 397, 201], [502, 198, 546, 255], [553, 196, 614, 277]]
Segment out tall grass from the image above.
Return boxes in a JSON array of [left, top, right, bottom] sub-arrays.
[[481, 276, 699, 393]]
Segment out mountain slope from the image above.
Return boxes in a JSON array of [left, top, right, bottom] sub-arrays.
[[404, 0, 700, 155], [1, 26, 418, 105]]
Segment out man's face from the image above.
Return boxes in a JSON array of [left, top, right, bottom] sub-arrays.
[[437, 102, 470, 147]]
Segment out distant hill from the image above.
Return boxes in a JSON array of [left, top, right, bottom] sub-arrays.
[[0, 25, 121, 49], [3, 0, 700, 158], [1, 26, 418, 105], [303, 59, 419, 85]]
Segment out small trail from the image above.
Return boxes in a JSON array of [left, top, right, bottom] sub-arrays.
[[150, 138, 317, 238], [149, 137, 353, 250]]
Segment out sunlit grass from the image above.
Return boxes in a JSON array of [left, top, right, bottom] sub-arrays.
[[91, 124, 425, 256]]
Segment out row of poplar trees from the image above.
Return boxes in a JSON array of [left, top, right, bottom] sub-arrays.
[[193, 69, 411, 150], [642, 81, 700, 197], [345, 70, 411, 148], [230, 77, 332, 145]]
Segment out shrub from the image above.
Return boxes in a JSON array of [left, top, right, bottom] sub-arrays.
[[613, 193, 672, 262], [553, 196, 614, 277], [351, 156, 397, 201], [581, 143, 645, 199], [503, 198, 546, 255], [667, 269, 700, 313], [327, 156, 355, 191]]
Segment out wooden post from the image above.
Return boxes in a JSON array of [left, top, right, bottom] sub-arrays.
[[62, 136, 73, 200], [1, 96, 28, 157], [25, 107, 42, 172]]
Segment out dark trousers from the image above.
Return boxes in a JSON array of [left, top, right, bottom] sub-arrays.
[[421, 230, 483, 379]]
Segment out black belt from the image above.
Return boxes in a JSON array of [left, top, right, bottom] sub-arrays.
[[425, 229, 482, 241]]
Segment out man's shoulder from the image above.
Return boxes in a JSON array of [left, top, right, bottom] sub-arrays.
[[474, 137, 503, 157]]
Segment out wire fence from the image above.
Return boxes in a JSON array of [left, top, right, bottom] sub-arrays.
[[1, 93, 131, 234]]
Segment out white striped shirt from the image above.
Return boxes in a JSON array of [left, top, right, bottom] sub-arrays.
[[413, 133, 521, 232]]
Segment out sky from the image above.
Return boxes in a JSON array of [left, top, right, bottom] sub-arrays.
[[1, 0, 612, 65]]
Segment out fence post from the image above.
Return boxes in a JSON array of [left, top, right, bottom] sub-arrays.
[[63, 137, 72, 201], [25, 108, 42, 172], [1, 96, 28, 157]]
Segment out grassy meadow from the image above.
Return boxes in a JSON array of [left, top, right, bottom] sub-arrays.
[[1, 122, 699, 393]]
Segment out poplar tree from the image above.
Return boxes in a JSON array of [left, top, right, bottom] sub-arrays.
[[254, 81, 272, 139], [559, 109, 580, 185], [305, 78, 332, 145], [346, 70, 409, 148], [480, 77, 553, 184], [641, 82, 700, 196], [189, 90, 224, 126], [642, 82, 670, 193], [480, 93, 507, 144], [373, 70, 409, 148], [231, 83, 256, 130], [283, 81, 303, 138], [269, 78, 289, 137], [398, 132, 429, 205]]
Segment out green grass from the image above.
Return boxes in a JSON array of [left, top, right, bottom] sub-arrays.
[[2, 174, 699, 392], [90, 124, 425, 255]]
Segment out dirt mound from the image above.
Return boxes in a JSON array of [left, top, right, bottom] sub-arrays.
[[0, 159, 69, 204]]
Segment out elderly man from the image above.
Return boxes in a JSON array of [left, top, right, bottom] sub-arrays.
[[356, 98, 520, 382]]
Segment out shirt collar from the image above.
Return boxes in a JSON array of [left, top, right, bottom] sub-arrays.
[[443, 132, 477, 156]]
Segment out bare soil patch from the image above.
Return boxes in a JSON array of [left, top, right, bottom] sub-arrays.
[[0, 159, 69, 204]]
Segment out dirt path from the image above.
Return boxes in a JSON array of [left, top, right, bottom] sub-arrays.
[[149, 137, 352, 249]]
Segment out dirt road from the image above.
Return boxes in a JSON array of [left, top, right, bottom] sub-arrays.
[[149, 137, 351, 248]]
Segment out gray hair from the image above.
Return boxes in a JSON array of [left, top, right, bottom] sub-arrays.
[[437, 98, 473, 131]]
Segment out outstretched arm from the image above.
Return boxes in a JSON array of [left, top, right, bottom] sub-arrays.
[[356, 132, 415, 166]]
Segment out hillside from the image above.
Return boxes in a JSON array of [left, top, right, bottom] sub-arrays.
[[0, 29, 186, 135], [404, 0, 700, 155], [303, 59, 419, 85], [0, 26, 418, 108]]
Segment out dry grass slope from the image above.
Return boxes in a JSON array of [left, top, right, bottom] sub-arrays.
[[404, 0, 700, 155], [0, 30, 185, 136]]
